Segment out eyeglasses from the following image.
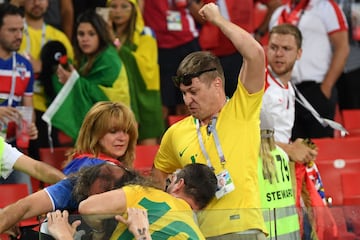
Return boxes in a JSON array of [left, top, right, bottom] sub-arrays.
[[172, 68, 217, 87]]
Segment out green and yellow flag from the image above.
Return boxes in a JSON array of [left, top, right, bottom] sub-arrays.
[[42, 46, 130, 140]]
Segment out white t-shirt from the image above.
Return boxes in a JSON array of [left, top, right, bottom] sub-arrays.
[[0, 137, 22, 179], [262, 69, 295, 143], [269, 0, 348, 84]]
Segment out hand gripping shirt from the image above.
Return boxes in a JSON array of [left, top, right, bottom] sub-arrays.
[[110, 185, 205, 240], [154, 82, 266, 237]]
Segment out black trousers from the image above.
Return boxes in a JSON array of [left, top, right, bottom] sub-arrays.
[[336, 67, 360, 110], [291, 82, 337, 140]]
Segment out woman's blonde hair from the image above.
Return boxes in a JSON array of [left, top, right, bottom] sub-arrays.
[[260, 129, 278, 184], [66, 101, 138, 168]]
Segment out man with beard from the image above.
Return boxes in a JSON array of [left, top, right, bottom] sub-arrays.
[[262, 23, 317, 163], [0, 3, 39, 193], [262, 24, 338, 239]]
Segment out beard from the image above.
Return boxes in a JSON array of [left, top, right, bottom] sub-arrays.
[[271, 61, 296, 77], [0, 39, 21, 53], [27, 8, 45, 20]]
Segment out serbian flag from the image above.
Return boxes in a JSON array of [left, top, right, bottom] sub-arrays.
[[295, 163, 338, 240]]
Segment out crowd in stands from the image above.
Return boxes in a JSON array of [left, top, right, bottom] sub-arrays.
[[0, 0, 359, 239]]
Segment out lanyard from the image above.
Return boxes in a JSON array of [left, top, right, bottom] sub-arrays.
[[8, 52, 17, 106], [196, 117, 226, 170], [267, 67, 289, 89], [23, 21, 46, 54], [292, 83, 348, 134], [267, 67, 348, 134]]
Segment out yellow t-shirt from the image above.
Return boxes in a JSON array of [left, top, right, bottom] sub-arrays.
[[155, 82, 266, 237], [19, 24, 74, 112], [110, 185, 205, 240]]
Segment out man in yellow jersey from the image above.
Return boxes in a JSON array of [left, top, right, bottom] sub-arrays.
[[77, 163, 217, 240], [152, 3, 267, 239]]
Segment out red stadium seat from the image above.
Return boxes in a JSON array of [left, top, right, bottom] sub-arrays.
[[317, 159, 360, 206], [341, 172, 360, 205], [305, 137, 360, 206], [342, 109, 360, 137], [31, 147, 70, 191], [0, 184, 29, 208], [134, 145, 159, 176], [341, 175, 360, 239], [312, 137, 360, 161], [57, 130, 74, 147], [38, 147, 70, 171], [0, 234, 10, 240], [167, 115, 188, 126], [0, 184, 39, 231], [328, 207, 357, 240]]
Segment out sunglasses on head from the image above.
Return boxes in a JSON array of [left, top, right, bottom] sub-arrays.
[[172, 68, 217, 87]]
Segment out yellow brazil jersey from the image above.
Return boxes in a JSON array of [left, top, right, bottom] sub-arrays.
[[155, 82, 267, 237], [19, 24, 74, 112], [110, 185, 205, 240]]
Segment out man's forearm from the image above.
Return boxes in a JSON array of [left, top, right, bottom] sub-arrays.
[[0, 190, 53, 233], [322, 31, 349, 96], [0, 202, 29, 233]]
